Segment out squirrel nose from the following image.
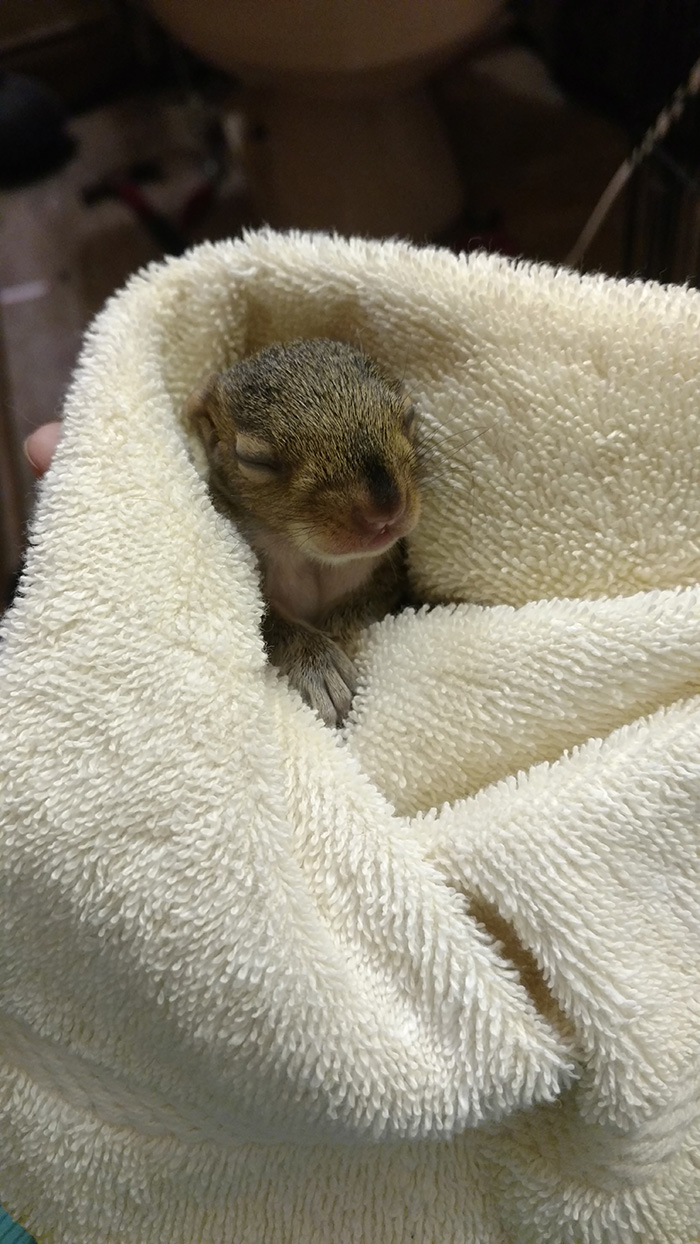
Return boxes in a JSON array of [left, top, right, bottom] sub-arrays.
[[351, 498, 406, 537]]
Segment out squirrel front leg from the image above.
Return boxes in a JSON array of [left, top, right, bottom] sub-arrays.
[[262, 607, 358, 727], [263, 543, 410, 727]]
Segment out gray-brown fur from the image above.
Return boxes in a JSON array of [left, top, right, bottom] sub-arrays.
[[187, 338, 421, 725]]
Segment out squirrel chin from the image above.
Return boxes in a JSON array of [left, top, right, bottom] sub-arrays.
[[303, 535, 401, 565]]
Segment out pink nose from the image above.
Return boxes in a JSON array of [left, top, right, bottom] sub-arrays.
[[352, 500, 406, 537]]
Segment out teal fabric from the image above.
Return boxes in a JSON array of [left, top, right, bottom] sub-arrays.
[[0, 1209, 35, 1243]]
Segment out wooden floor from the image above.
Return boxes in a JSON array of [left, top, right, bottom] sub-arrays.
[[0, 37, 627, 594]]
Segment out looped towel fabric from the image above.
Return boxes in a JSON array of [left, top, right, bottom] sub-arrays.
[[1, 230, 699, 1243]]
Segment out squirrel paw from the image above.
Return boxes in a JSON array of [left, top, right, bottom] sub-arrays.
[[275, 636, 358, 727]]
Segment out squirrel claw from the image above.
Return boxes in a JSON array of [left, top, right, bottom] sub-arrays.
[[276, 636, 358, 727], [300, 649, 357, 727]]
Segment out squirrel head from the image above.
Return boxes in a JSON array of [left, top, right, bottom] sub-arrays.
[[187, 338, 421, 562]]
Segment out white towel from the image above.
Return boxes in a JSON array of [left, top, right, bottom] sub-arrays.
[[1, 229, 699, 1244]]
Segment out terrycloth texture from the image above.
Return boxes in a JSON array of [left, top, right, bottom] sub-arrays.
[[1, 230, 699, 1244]]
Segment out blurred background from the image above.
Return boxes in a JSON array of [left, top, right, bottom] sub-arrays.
[[2, 0, 700, 612]]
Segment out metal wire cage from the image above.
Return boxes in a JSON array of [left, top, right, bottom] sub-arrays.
[[520, 0, 700, 280], [621, 91, 700, 283]]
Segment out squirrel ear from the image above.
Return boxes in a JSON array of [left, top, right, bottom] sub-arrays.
[[185, 375, 220, 456]]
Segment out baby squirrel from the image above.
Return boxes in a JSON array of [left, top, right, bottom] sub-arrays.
[[187, 338, 421, 726]]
